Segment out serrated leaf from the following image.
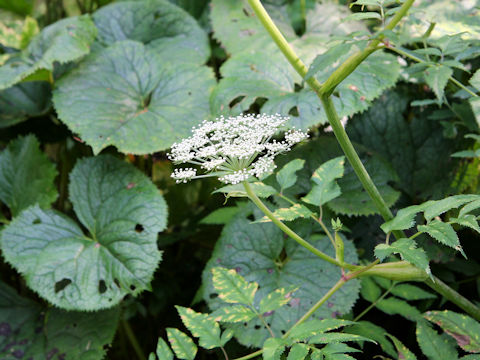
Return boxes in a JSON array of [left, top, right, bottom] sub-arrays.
[[211, 305, 256, 323], [381, 204, 430, 233], [423, 195, 479, 222], [211, 267, 258, 305], [0, 155, 167, 310], [257, 204, 314, 223], [459, 199, 480, 218], [259, 286, 298, 314], [376, 297, 423, 322], [263, 338, 287, 360], [153, 338, 174, 360], [221, 328, 235, 346], [213, 182, 277, 198], [416, 321, 458, 360], [203, 213, 360, 347], [0, 134, 57, 216], [470, 69, 480, 91], [277, 159, 305, 192], [418, 220, 464, 256], [0, 280, 119, 359], [374, 238, 431, 275], [425, 310, 480, 353], [309, 332, 375, 344], [344, 12, 382, 21], [0, 82, 50, 128], [53, 40, 215, 155], [306, 43, 352, 80], [287, 343, 310, 360], [387, 334, 418, 360], [450, 215, 480, 234], [360, 276, 382, 302], [0, 15, 97, 90], [176, 306, 222, 350], [302, 156, 345, 207], [167, 328, 197, 360], [390, 284, 436, 300], [346, 321, 396, 358], [289, 319, 355, 342], [93, 0, 209, 64], [424, 65, 453, 102]]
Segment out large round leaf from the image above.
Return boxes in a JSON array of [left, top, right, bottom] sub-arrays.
[[0, 155, 167, 310], [202, 210, 360, 348], [0, 280, 119, 359], [0, 15, 97, 91], [93, 0, 210, 64], [53, 40, 215, 155]]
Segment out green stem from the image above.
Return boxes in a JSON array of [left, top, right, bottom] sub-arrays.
[[425, 276, 480, 321], [359, 261, 428, 281], [387, 46, 479, 98], [353, 282, 396, 322], [122, 320, 146, 360], [243, 181, 355, 269]]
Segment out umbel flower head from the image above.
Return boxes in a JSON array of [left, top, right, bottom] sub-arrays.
[[168, 114, 309, 184]]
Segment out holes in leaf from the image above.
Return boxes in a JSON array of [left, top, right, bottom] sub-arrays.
[[288, 106, 299, 117], [54, 279, 72, 293], [209, 293, 218, 299], [33, 218, 41, 225], [142, 92, 153, 108], [130, 284, 136, 291], [98, 280, 107, 294], [114, 278, 121, 288], [242, 8, 250, 16], [187, 91, 192, 96], [229, 96, 245, 109], [246, 214, 255, 221], [254, 325, 261, 330], [135, 224, 144, 233]]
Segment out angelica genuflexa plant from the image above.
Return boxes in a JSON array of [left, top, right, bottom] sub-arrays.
[[168, 114, 308, 184]]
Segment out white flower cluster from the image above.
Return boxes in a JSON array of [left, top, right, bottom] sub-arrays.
[[168, 114, 308, 184]]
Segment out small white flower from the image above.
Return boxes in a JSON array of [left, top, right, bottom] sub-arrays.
[[169, 114, 308, 184]]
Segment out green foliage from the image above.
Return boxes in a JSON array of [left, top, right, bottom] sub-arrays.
[[375, 238, 431, 275], [166, 328, 197, 360], [211, 267, 258, 305], [276, 159, 305, 192], [416, 321, 458, 360], [176, 306, 222, 349], [0, 134, 57, 216], [0, 280, 119, 359], [0, 155, 167, 310], [425, 310, 480, 353], [387, 334, 418, 360], [0, 15, 97, 90]]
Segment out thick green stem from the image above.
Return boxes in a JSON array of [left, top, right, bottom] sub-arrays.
[[426, 276, 480, 321], [359, 261, 427, 281], [243, 181, 355, 269], [122, 320, 146, 360]]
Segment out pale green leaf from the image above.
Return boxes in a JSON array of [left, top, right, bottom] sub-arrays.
[[423, 195, 479, 222], [309, 332, 375, 344], [302, 156, 345, 207], [470, 69, 480, 91], [176, 306, 222, 350], [387, 334, 418, 360], [425, 310, 480, 353], [203, 213, 359, 347], [154, 338, 174, 360], [167, 328, 197, 360], [416, 321, 458, 360], [287, 343, 310, 360], [0, 155, 167, 310], [93, 0, 209, 64], [306, 43, 352, 80], [257, 204, 314, 223], [277, 159, 305, 192], [211, 267, 258, 305], [0, 280, 119, 359], [418, 220, 464, 256], [459, 199, 480, 218], [288, 319, 355, 342], [450, 215, 480, 234], [390, 284, 436, 301], [0, 16, 97, 90], [381, 204, 430, 233], [259, 286, 298, 314], [0, 134, 57, 216], [200, 206, 244, 225], [374, 238, 431, 275], [53, 40, 215, 155], [344, 12, 382, 21], [221, 328, 235, 346], [210, 305, 256, 323], [263, 338, 286, 360], [424, 65, 453, 102]]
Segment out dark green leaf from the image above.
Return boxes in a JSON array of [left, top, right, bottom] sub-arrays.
[[416, 321, 458, 360], [418, 220, 464, 256], [375, 238, 431, 275], [277, 159, 305, 192], [387, 334, 418, 360], [376, 297, 423, 322], [0, 134, 57, 216], [346, 321, 396, 358], [390, 284, 436, 300]]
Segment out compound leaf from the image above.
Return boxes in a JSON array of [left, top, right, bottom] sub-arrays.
[[257, 204, 314, 223], [0, 134, 57, 216], [211, 267, 258, 305], [151, 338, 174, 360], [418, 220, 464, 256], [276, 159, 305, 192], [416, 321, 458, 360], [346, 321, 396, 358], [390, 284, 436, 301], [176, 306, 222, 350], [287, 343, 310, 360], [166, 328, 197, 360], [259, 286, 298, 314], [210, 306, 256, 323], [423, 65, 453, 102], [424, 310, 480, 353], [53, 40, 215, 155], [0, 155, 167, 310], [387, 334, 418, 360], [374, 238, 431, 275]]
